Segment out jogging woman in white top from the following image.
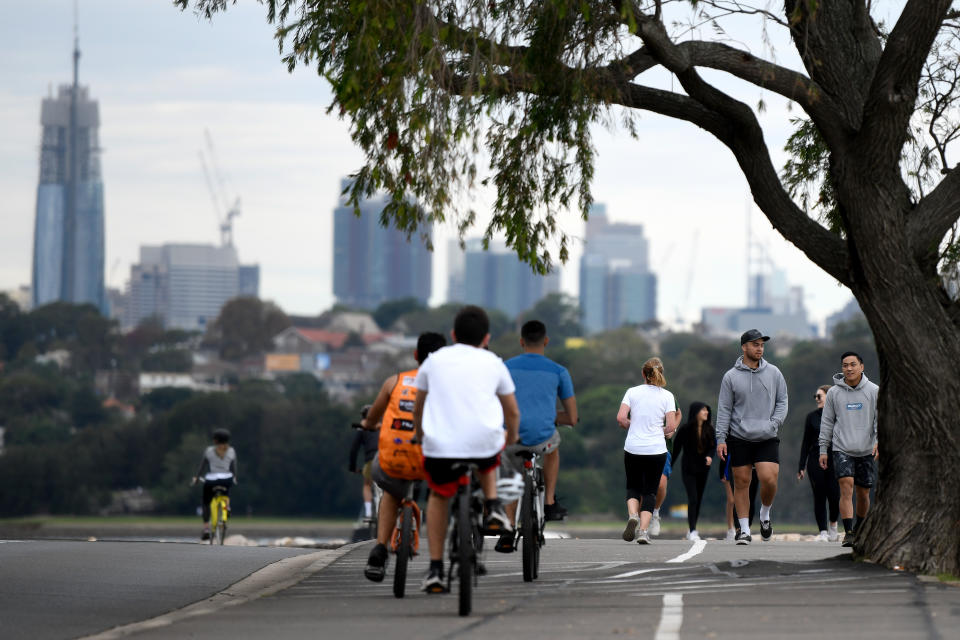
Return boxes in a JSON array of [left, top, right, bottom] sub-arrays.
[[616, 357, 682, 544]]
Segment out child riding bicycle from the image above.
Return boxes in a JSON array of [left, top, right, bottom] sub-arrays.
[[412, 305, 520, 593], [192, 428, 237, 541], [360, 331, 447, 582]]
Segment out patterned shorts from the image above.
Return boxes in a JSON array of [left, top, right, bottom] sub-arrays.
[[833, 451, 876, 488]]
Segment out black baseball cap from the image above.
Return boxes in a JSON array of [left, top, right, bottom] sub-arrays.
[[740, 329, 770, 345]]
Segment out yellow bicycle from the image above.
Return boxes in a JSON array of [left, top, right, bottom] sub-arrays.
[[209, 485, 230, 545]]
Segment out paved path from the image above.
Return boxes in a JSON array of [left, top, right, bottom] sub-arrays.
[[76, 536, 960, 640], [0, 540, 316, 640]]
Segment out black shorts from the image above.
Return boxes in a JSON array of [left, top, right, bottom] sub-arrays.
[[833, 451, 877, 488], [727, 437, 780, 467], [423, 454, 500, 498]]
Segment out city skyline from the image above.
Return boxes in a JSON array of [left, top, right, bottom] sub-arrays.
[[1, 1, 858, 329]]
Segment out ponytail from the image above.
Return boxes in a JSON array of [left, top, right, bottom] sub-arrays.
[[642, 357, 666, 388]]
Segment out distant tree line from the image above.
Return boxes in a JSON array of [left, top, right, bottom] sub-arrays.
[[0, 293, 875, 524]]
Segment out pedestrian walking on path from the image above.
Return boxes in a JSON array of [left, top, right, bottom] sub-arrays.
[[819, 351, 879, 547], [715, 329, 788, 544], [798, 384, 840, 541], [671, 402, 716, 541], [616, 357, 681, 545]]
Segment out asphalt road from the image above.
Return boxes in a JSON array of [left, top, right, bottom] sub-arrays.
[[22, 534, 954, 640], [0, 540, 315, 640]]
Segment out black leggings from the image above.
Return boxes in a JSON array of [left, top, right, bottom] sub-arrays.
[[682, 470, 709, 531], [624, 452, 667, 513], [806, 457, 840, 530], [201, 478, 232, 523]]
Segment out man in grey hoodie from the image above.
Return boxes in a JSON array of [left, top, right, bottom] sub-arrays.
[[818, 351, 879, 547], [715, 329, 788, 545]]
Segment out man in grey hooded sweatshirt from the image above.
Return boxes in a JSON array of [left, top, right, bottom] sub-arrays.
[[715, 329, 788, 545], [819, 351, 879, 547]]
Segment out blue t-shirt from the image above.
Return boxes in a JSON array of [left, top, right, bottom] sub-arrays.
[[505, 353, 575, 446]]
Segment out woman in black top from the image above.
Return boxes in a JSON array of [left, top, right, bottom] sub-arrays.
[[672, 402, 716, 540], [797, 385, 840, 541]]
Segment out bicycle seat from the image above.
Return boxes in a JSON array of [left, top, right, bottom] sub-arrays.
[[211, 485, 230, 495], [513, 450, 536, 461]]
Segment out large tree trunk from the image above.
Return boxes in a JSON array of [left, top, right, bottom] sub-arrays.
[[838, 175, 960, 574]]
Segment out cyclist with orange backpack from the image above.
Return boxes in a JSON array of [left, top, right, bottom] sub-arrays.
[[360, 331, 447, 582]]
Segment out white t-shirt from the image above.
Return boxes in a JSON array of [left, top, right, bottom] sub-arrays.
[[415, 343, 516, 458], [621, 385, 676, 455]]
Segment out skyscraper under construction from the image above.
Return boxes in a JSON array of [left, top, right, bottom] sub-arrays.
[[31, 33, 106, 313]]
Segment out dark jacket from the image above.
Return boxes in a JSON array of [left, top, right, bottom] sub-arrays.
[[799, 408, 832, 472], [348, 428, 379, 472], [672, 402, 717, 475]]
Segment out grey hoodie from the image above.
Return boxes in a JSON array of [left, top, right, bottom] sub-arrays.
[[819, 372, 878, 457], [715, 356, 788, 444]]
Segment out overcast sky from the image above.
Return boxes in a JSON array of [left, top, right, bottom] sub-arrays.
[[0, 0, 868, 329]]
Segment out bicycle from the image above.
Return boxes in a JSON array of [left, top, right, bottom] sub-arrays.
[[513, 449, 546, 582], [446, 463, 486, 616], [209, 485, 230, 546], [389, 480, 421, 598]]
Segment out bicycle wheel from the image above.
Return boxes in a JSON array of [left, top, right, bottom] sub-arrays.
[[215, 502, 226, 545], [457, 489, 473, 616], [393, 504, 413, 598], [521, 473, 538, 582]]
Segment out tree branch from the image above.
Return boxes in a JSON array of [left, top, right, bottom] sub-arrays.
[[909, 167, 960, 260], [860, 1, 954, 165]]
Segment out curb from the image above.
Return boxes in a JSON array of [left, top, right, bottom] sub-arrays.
[[79, 541, 369, 639]]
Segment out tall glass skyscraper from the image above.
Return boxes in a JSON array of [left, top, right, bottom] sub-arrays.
[[32, 37, 106, 313], [579, 204, 657, 333], [332, 179, 432, 309]]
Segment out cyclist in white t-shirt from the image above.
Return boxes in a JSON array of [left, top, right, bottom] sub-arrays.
[[413, 305, 521, 593], [616, 357, 682, 545]]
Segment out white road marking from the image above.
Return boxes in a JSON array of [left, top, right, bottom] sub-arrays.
[[654, 593, 683, 640], [604, 566, 689, 580], [667, 539, 706, 563]]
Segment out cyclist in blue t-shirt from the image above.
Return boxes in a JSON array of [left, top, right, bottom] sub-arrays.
[[498, 320, 577, 551]]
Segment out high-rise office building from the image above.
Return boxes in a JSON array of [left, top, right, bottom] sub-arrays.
[[579, 204, 657, 332], [124, 244, 259, 331], [332, 179, 432, 310], [449, 239, 560, 318], [31, 36, 106, 313]]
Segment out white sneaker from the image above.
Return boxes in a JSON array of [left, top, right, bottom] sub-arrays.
[[636, 529, 652, 545], [724, 528, 736, 542], [649, 513, 661, 537], [687, 530, 700, 541], [828, 524, 839, 542], [815, 530, 829, 542]]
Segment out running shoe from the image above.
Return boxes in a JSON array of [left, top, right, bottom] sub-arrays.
[[687, 530, 700, 541], [828, 524, 840, 542], [815, 530, 829, 542], [494, 530, 516, 553], [201, 528, 211, 541], [649, 513, 662, 537], [364, 543, 388, 582], [544, 501, 568, 522], [842, 531, 856, 547], [483, 499, 513, 533], [724, 528, 737, 542], [735, 531, 752, 545], [759, 519, 772, 541], [421, 568, 448, 593], [622, 515, 640, 542], [636, 529, 651, 545]]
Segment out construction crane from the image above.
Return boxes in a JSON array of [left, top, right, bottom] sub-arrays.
[[198, 129, 241, 247]]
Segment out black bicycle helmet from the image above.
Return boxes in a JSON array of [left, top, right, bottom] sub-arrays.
[[212, 428, 231, 444]]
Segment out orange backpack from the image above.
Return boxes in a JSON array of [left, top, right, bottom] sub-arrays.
[[378, 369, 425, 480]]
